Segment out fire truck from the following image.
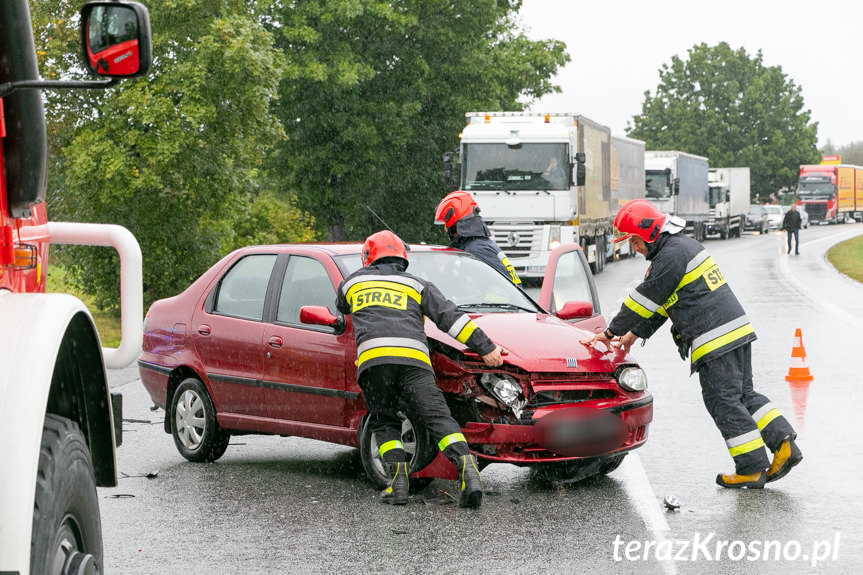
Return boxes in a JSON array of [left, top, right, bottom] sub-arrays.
[[796, 159, 863, 224], [1, 2, 150, 574]]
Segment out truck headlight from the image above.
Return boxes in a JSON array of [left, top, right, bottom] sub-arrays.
[[616, 367, 648, 391], [548, 226, 561, 251], [479, 373, 526, 417]]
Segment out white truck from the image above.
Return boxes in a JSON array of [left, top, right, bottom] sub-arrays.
[[644, 151, 710, 241], [706, 167, 751, 239], [1, 2, 149, 574], [446, 112, 613, 277], [610, 135, 646, 259]]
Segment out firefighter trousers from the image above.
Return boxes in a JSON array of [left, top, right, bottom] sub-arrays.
[[358, 364, 470, 463], [698, 344, 796, 475]]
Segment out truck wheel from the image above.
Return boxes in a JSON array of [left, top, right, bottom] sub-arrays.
[[30, 414, 103, 575], [171, 378, 230, 462], [359, 413, 435, 492]]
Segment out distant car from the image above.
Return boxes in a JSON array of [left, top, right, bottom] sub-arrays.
[[138, 243, 652, 486], [744, 205, 768, 234], [763, 205, 784, 230], [782, 205, 809, 229]]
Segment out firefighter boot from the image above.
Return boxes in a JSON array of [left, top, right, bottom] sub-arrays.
[[381, 462, 409, 505], [454, 453, 483, 508], [715, 470, 767, 489], [767, 438, 803, 483]]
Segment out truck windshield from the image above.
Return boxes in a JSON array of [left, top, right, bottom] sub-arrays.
[[461, 143, 569, 191], [797, 179, 834, 200], [708, 185, 724, 208], [645, 171, 671, 199]]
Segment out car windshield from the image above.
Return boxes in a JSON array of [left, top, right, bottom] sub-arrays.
[[335, 251, 544, 313], [748, 206, 763, 216], [764, 206, 783, 214]]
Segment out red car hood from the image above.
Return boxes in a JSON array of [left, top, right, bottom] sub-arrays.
[[425, 312, 627, 373]]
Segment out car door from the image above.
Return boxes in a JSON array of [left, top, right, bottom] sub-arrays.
[[538, 243, 607, 333], [260, 253, 356, 428], [190, 253, 276, 418]]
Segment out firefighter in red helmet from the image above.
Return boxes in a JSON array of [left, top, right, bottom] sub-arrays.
[[582, 200, 802, 489], [434, 191, 521, 285], [337, 230, 504, 507]]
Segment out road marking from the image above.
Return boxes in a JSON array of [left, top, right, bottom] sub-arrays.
[[778, 227, 863, 329], [618, 453, 678, 574]]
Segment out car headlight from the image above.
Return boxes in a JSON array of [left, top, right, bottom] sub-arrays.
[[479, 373, 526, 417], [617, 367, 648, 391]]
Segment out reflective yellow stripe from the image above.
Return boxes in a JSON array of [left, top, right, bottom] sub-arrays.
[[657, 306, 668, 317], [345, 280, 421, 306], [357, 346, 432, 367], [676, 256, 716, 291], [379, 440, 404, 456], [729, 436, 765, 457], [455, 321, 478, 344], [756, 409, 781, 431], [438, 432, 467, 451], [691, 324, 755, 363], [624, 295, 653, 319]]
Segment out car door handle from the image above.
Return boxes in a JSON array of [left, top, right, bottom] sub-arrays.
[[268, 336, 283, 349], [198, 324, 211, 336]]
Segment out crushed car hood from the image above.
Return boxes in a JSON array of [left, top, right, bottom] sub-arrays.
[[425, 312, 627, 373]]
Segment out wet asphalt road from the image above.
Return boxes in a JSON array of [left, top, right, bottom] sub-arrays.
[[102, 222, 863, 574]]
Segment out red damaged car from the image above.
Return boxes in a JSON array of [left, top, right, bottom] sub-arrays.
[[138, 243, 652, 486]]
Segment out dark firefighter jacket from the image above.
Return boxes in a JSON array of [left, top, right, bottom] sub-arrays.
[[336, 259, 497, 376], [607, 232, 756, 373], [450, 215, 521, 285]]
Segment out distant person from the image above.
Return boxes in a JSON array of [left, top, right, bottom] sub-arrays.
[[336, 230, 504, 508], [434, 191, 522, 285], [542, 156, 567, 186], [781, 204, 802, 255], [580, 199, 802, 489]]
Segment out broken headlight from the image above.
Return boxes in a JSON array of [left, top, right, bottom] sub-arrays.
[[616, 367, 648, 392], [479, 373, 526, 418]]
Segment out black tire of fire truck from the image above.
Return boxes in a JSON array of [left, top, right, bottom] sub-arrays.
[[359, 413, 435, 492], [31, 414, 103, 575], [170, 378, 230, 463]]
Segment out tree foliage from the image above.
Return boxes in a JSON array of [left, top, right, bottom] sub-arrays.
[[822, 140, 863, 166], [628, 42, 820, 201], [267, 0, 569, 241]]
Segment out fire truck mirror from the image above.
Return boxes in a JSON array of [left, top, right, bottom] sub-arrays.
[[81, 2, 152, 79]]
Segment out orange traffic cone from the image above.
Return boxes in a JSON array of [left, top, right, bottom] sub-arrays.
[[788, 379, 810, 429], [785, 328, 813, 382]]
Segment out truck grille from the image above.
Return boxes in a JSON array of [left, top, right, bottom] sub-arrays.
[[489, 224, 543, 259], [805, 203, 826, 221]]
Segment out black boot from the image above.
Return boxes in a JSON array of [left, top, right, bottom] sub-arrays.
[[453, 453, 483, 508], [381, 462, 409, 505]]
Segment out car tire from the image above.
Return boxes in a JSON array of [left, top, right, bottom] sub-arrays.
[[598, 453, 627, 475], [171, 378, 230, 462], [532, 457, 609, 484], [30, 414, 103, 575], [359, 413, 435, 492]]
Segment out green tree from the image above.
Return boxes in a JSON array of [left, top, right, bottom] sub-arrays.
[[267, 0, 568, 241], [628, 42, 820, 201], [826, 141, 863, 165], [36, 1, 291, 310]]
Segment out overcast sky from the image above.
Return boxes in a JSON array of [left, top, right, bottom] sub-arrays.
[[517, 0, 861, 149]]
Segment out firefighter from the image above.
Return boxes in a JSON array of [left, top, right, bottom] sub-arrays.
[[336, 230, 504, 507], [434, 191, 522, 285], [581, 200, 802, 489]]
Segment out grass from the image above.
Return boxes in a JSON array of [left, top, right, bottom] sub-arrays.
[[827, 235, 863, 284], [46, 266, 123, 348]]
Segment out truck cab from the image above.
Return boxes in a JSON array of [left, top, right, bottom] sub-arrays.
[[1, 3, 150, 574]]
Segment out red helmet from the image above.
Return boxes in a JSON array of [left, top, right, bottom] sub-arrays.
[[362, 230, 407, 267], [613, 199, 666, 243], [434, 191, 478, 228]]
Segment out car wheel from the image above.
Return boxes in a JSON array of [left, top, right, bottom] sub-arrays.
[[359, 413, 435, 492], [532, 457, 607, 485], [171, 378, 230, 462], [30, 414, 103, 575], [598, 453, 627, 475]]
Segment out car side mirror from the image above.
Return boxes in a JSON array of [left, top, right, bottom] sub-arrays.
[[81, 1, 152, 78], [556, 300, 593, 320], [299, 306, 345, 331]]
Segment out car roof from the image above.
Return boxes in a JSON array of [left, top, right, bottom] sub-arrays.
[[235, 243, 458, 256]]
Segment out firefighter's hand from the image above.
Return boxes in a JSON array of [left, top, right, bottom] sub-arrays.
[[613, 332, 638, 354], [580, 331, 616, 353], [481, 347, 506, 367]]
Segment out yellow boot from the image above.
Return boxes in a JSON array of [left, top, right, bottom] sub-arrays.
[[715, 470, 766, 489], [767, 438, 803, 483]]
